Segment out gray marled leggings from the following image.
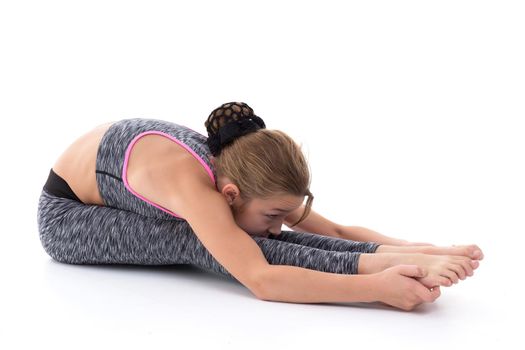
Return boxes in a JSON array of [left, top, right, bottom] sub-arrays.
[[37, 189, 380, 281]]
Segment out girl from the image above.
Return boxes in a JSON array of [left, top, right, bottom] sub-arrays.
[[37, 101, 483, 311]]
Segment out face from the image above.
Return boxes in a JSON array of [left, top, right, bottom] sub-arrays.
[[233, 194, 304, 237], [218, 177, 304, 238]]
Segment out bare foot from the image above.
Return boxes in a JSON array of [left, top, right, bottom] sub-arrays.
[[359, 252, 480, 288], [376, 244, 484, 260], [395, 253, 480, 288]]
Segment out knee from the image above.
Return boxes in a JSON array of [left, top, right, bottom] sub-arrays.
[[39, 233, 66, 263], [38, 225, 78, 265]]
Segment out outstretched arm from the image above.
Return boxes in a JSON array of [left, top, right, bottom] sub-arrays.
[[284, 205, 432, 246], [337, 225, 416, 246], [283, 205, 341, 238]]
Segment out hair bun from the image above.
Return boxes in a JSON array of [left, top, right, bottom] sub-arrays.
[[205, 102, 266, 157]]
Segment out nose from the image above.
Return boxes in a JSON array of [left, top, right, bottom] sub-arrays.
[[267, 222, 283, 235]]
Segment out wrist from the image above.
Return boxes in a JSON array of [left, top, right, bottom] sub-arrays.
[[342, 273, 382, 303], [363, 273, 383, 303]]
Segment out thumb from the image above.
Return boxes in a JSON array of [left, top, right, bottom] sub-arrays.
[[397, 265, 427, 278]]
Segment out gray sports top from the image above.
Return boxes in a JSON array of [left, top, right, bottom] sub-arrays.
[[95, 118, 217, 221]]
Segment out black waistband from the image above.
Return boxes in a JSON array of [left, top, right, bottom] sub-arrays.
[[43, 168, 82, 202]]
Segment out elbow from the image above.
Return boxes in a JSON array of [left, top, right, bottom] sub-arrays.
[[253, 289, 272, 301], [250, 268, 274, 301]]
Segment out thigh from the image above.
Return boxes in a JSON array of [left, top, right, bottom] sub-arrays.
[[269, 230, 380, 253], [37, 190, 365, 276], [37, 189, 198, 265]]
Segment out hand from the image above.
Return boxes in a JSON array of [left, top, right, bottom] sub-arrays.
[[371, 265, 441, 311]]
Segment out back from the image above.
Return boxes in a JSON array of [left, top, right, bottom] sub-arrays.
[[95, 118, 217, 221], [171, 179, 271, 297]]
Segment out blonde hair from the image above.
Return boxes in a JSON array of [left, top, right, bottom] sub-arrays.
[[204, 102, 314, 227]]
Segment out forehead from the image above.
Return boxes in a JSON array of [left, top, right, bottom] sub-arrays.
[[254, 194, 304, 210]]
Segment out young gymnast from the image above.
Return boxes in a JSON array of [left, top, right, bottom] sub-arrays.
[[37, 101, 483, 311]]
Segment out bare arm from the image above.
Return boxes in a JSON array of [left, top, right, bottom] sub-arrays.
[[258, 264, 377, 303], [257, 254, 398, 303], [284, 205, 341, 238], [258, 253, 407, 302], [257, 255, 439, 311], [337, 225, 409, 245], [283, 205, 408, 245], [172, 178, 434, 308]]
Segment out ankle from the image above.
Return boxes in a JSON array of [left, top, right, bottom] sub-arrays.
[[375, 245, 397, 253], [358, 253, 399, 274]]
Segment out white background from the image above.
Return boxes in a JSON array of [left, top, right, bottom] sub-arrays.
[[1, 0, 523, 349]]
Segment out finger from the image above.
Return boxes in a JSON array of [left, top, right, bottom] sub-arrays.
[[416, 276, 439, 289], [429, 286, 441, 301], [398, 265, 426, 278], [413, 282, 437, 303]]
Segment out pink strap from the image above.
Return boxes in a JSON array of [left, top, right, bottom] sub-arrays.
[[122, 130, 216, 219]]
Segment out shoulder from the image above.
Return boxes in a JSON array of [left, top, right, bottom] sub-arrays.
[[164, 171, 270, 296], [163, 158, 219, 216], [126, 144, 217, 218]]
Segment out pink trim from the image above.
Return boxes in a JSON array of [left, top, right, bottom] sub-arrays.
[[122, 130, 216, 219]]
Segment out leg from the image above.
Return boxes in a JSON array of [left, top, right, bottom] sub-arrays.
[[37, 190, 368, 283], [375, 243, 484, 260], [268, 230, 381, 253]]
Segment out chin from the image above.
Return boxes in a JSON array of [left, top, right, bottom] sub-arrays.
[[248, 231, 268, 238]]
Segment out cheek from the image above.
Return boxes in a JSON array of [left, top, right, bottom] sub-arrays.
[[254, 217, 271, 228], [236, 214, 268, 229]]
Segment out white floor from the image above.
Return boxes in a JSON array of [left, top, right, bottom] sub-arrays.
[[1, 1, 524, 349], [1, 232, 522, 350], [1, 178, 522, 349]]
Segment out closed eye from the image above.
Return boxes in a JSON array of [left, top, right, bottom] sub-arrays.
[[266, 214, 279, 218]]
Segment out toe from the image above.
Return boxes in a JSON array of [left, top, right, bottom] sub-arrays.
[[467, 246, 483, 259], [473, 250, 483, 260], [440, 278, 453, 287], [470, 245, 484, 260]]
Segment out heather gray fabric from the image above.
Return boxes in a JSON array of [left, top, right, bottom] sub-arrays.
[[37, 118, 380, 282], [95, 118, 218, 221]]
